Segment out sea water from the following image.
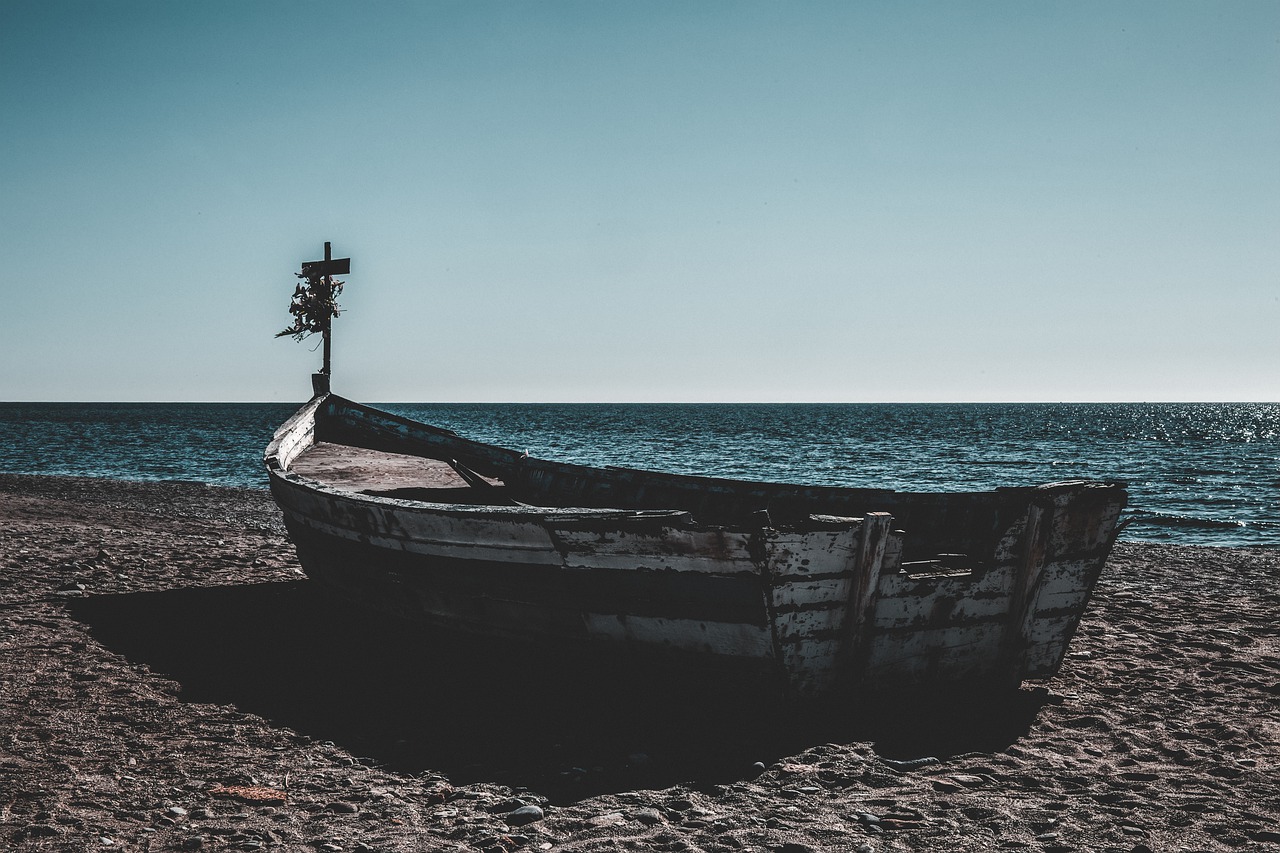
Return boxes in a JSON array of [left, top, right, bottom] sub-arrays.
[[0, 401, 1276, 547]]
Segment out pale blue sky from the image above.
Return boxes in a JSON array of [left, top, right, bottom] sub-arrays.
[[2, 1, 1277, 402]]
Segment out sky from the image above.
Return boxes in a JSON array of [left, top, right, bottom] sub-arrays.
[[2, 1, 1277, 403]]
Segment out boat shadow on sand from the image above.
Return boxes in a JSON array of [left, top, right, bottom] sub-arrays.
[[68, 580, 1051, 803]]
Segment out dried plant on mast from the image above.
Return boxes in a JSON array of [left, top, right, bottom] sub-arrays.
[[276, 269, 343, 342]]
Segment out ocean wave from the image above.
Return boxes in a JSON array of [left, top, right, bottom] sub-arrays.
[[1126, 511, 1278, 531]]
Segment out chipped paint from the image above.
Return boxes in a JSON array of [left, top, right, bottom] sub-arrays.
[[265, 393, 1128, 703]]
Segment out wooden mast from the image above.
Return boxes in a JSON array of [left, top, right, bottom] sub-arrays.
[[322, 241, 333, 379]]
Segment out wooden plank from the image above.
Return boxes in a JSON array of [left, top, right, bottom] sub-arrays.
[[581, 613, 774, 657], [872, 560, 1049, 631], [772, 579, 855, 611], [301, 257, 350, 276], [999, 500, 1050, 680], [288, 523, 768, 627], [863, 622, 1006, 683], [764, 527, 861, 578], [842, 512, 893, 673], [552, 525, 757, 574]]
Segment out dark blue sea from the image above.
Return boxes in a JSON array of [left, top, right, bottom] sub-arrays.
[[1, 402, 1276, 547]]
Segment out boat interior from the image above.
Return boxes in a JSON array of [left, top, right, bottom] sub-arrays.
[[275, 395, 1124, 570]]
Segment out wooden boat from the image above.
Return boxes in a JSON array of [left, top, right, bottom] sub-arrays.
[[265, 392, 1127, 703]]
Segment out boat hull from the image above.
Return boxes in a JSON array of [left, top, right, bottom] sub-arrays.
[[265, 394, 1127, 703]]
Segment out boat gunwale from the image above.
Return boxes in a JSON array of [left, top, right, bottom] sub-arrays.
[[319, 395, 1127, 502], [264, 397, 814, 530]]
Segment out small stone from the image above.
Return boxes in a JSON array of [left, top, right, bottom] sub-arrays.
[[506, 805, 544, 826], [632, 808, 664, 826], [181, 838, 204, 851], [325, 801, 359, 814], [167, 806, 189, 818], [950, 774, 985, 786], [588, 812, 625, 827], [488, 797, 529, 813]]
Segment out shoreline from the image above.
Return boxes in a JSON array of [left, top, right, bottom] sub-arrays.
[[1, 475, 1277, 851]]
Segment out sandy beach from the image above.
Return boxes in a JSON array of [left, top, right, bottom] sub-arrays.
[[1, 473, 1277, 852]]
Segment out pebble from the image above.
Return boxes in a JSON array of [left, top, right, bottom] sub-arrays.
[[588, 812, 626, 827], [879, 756, 939, 771], [632, 807, 665, 826], [488, 797, 530, 813], [505, 805, 545, 826], [325, 801, 359, 814]]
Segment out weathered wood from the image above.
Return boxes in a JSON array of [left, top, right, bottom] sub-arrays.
[[844, 512, 893, 670], [300, 258, 351, 277], [265, 393, 1128, 703], [1000, 499, 1051, 681]]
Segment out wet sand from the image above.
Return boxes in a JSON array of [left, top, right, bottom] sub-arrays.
[[1, 474, 1277, 852]]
